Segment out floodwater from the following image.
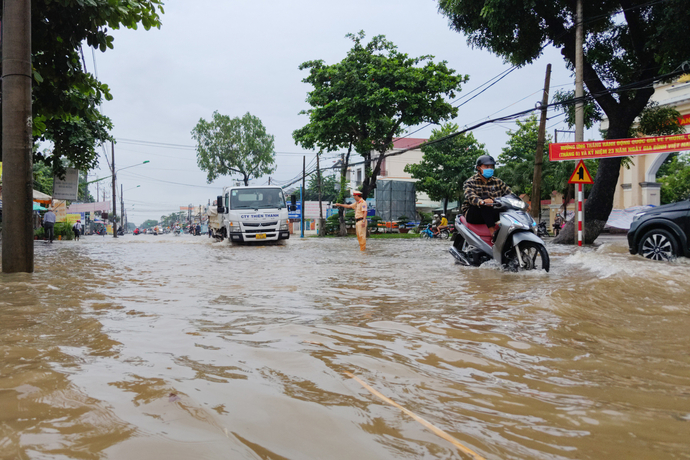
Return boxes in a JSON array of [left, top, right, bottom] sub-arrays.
[[1, 233, 689, 460]]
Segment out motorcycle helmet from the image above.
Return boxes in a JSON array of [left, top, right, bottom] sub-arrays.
[[475, 155, 496, 168]]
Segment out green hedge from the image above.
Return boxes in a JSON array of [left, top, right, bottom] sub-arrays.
[[35, 222, 74, 240]]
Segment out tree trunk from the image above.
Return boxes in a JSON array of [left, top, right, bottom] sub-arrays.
[[443, 197, 448, 214], [243, 174, 249, 186], [553, 124, 629, 245], [360, 152, 386, 199], [338, 208, 347, 236]]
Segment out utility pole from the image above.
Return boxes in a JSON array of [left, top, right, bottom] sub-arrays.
[[111, 142, 118, 238], [301, 156, 305, 238], [575, 0, 584, 245], [121, 183, 124, 234], [531, 63, 551, 220], [317, 153, 324, 236], [2, 0, 33, 273]]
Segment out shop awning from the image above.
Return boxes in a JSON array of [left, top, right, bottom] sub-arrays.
[[33, 190, 53, 205]]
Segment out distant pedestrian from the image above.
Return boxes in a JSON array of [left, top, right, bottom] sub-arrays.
[[195, 224, 201, 236], [553, 215, 562, 236], [43, 208, 56, 243], [334, 190, 368, 251], [73, 220, 82, 241]]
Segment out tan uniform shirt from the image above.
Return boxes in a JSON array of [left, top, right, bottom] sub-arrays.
[[355, 199, 368, 219]]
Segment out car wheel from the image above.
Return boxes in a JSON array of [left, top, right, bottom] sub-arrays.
[[638, 229, 678, 261]]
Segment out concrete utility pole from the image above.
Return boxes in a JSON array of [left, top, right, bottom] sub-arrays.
[[575, 0, 585, 245], [317, 153, 324, 236], [575, 0, 584, 144], [111, 143, 118, 238], [120, 183, 124, 233], [2, 0, 33, 273], [531, 63, 552, 220], [301, 156, 305, 238]]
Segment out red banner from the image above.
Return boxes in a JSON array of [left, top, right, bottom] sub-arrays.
[[549, 133, 690, 162], [680, 113, 690, 126]]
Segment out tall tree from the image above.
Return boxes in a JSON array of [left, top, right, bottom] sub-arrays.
[[404, 123, 483, 213], [293, 31, 467, 200], [496, 114, 597, 213], [304, 171, 339, 203], [0, 0, 164, 177], [438, 0, 690, 243], [192, 111, 276, 186]]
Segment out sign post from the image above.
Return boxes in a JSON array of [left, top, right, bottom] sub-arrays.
[[568, 160, 594, 246]]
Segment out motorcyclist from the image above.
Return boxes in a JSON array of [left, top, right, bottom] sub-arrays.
[[431, 214, 440, 236], [461, 155, 512, 237], [439, 213, 448, 230]]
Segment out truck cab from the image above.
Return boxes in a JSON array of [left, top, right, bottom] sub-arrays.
[[210, 186, 291, 242]]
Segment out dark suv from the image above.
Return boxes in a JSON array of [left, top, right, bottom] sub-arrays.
[[628, 200, 690, 261]]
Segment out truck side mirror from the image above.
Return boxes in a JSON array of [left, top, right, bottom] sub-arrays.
[[289, 194, 297, 212], [216, 195, 224, 214]]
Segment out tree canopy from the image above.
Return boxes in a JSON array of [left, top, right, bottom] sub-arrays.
[[0, 0, 164, 177], [304, 171, 339, 203], [437, 0, 690, 243], [192, 111, 276, 186], [496, 114, 596, 209], [404, 123, 484, 212], [293, 31, 467, 199]]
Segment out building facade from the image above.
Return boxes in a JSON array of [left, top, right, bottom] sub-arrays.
[[344, 138, 443, 212], [610, 75, 690, 208]]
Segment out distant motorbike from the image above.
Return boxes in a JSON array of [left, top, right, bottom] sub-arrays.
[[420, 224, 449, 239], [449, 194, 550, 272], [536, 221, 549, 238]]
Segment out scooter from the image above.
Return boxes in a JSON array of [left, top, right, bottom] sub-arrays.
[[536, 221, 549, 238], [420, 224, 449, 239], [449, 194, 550, 272]]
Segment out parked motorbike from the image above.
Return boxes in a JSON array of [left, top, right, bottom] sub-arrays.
[[449, 194, 550, 272]]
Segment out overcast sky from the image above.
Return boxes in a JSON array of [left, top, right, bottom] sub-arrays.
[[88, 0, 598, 226]]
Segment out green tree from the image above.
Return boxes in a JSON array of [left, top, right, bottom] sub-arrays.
[[293, 31, 467, 201], [497, 115, 598, 214], [192, 111, 276, 186], [404, 123, 484, 212], [658, 154, 690, 204], [304, 171, 339, 202], [437, 0, 690, 243], [0, 0, 164, 177], [141, 219, 158, 229], [497, 115, 546, 197]]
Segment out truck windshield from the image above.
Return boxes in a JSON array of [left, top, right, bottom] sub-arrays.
[[230, 188, 286, 210]]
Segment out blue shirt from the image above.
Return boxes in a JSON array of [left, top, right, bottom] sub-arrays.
[[43, 211, 56, 224]]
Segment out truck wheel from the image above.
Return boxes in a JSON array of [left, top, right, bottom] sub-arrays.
[[638, 228, 677, 261]]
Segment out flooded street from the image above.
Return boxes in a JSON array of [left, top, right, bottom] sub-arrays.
[[1, 234, 689, 459]]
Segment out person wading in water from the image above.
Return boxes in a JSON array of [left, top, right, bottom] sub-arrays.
[[334, 190, 368, 251]]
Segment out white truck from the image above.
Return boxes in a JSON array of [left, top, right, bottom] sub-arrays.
[[208, 185, 293, 243]]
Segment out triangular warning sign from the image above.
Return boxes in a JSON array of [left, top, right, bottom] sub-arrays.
[[568, 160, 594, 184]]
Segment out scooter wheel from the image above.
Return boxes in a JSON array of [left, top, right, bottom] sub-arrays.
[[510, 241, 550, 272]]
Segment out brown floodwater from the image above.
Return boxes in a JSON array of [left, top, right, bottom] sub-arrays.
[[1, 234, 689, 459]]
